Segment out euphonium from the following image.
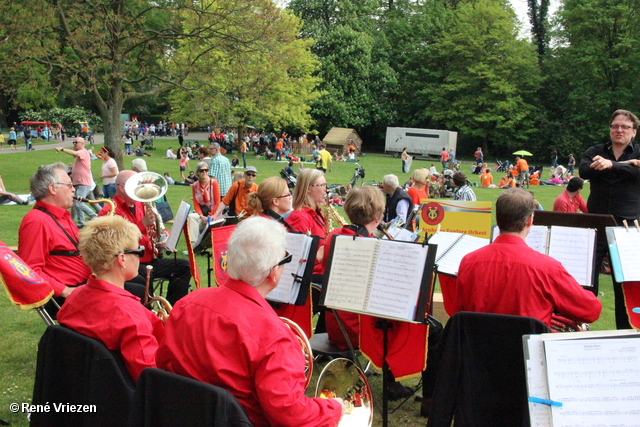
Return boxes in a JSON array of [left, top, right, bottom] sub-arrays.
[[124, 172, 170, 257], [75, 197, 116, 215], [550, 312, 590, 332]]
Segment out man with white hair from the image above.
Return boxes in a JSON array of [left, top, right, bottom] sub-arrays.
[[131, 158, 148, 173], [382, 174, 411, 223], [157, 217, 344, 427]]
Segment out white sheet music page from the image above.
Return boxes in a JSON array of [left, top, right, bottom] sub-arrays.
[[612, 228, 640, 281], [269, 233, 311, 304], [324, 236, 379, 312], [548, 226, 595, 287], [524, 335, 552, 427], [436, 235, 488, 276], [544, 336, 640, 427], [165, 201, 190, 252], [525, 225, 549, 254], [429, 232, 463, 262], [366, 241, 429, 321]]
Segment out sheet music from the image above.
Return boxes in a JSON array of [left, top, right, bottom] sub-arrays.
[[366, 240, 429, 321], [429, 232, 463, 262], [432, 233, 488, 276], [324, 236, 379, 312], [612, 228, 640, 281], [544, 336, 640, 427], [547, 226, 595, 287], [268, 233, 313, 304], [493, 225, 548, 254], [523, 335, 552, 427], [384, 228, 417, 242], [165, 201, 190, 252]]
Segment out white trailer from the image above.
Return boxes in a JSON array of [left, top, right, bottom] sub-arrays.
[[385, 127, 457, 158]]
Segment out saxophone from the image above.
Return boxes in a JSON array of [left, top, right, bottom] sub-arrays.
[[323, 196, 347, 239]]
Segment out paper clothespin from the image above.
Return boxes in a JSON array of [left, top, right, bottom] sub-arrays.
[[634, 219, 640, 233], [623, 219, 630, 232]]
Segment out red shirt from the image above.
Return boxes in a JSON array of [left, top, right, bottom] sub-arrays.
[[454, 234, 602, 327], [18, 201, 91, 296], [407, 185, 429, 205], [286, 207, 326, 274], [57, 277, 164, 382], [156, 279, 341, 427], [553, 190, 588, 213], [98, 195, 154, 263]]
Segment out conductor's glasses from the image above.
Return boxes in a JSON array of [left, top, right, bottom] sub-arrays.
[[609, 124, 634, 130]]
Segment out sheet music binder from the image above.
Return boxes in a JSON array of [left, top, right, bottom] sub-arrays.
[[427, 232, 489, 277], [523, 330, 640, 427], [606, 224, 640, 282], [493, 225, 597, 288], [165, 201, 190, 253], [319, 235, 436, 323], [265, 234, 319, 306]]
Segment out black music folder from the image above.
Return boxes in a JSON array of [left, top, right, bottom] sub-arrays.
[[266, 233, 319, 306], [320, 235, 436, 323]]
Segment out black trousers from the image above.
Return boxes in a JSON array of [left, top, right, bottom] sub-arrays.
[[130, 257, 192, 305]]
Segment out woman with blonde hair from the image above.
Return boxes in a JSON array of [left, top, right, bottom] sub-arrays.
[[247, 176, 294, 229], [286, 169, 327, 257], [57, 216, 164, 382], [407, 168, 430, 205]]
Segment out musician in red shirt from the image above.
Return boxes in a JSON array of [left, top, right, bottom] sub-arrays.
[[453, 188, 602, 328], [57, 216, 163, 382], [553, 177, 588, 213], [157, 217, 344, 427]]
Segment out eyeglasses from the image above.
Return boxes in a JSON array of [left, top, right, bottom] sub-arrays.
[[55, 181, 74, 189], [117, 246, 146, 258], [245, 173, 257, 177], [198, 169, 209, 173], [274, 251, 293, 268], [275, 192, 292, 199], [610, 124, 634, 130], [73, 141, 81, 144], [310, 183, 327, 188]]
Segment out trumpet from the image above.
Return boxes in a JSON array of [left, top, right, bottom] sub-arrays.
[[75, 197, 115, 215], [143, 265, 172, 323]]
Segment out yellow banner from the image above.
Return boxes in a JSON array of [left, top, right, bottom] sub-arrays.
[[417, 199, 493, 241]]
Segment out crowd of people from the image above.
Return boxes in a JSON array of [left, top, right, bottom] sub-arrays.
[[7, 108, 640, 424]]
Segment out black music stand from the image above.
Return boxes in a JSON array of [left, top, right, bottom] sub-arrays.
[[320, 235, 438, 427], [533, 211, 616, 294], [192, 217, 240, 287]]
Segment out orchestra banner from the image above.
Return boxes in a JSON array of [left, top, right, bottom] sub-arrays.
[[0, 243, 53, 309], [416, 199, 492, 241], [211, 225, 236, 286]]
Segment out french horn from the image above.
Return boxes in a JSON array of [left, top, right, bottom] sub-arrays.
[[280, 317, 313, 388], [143, 265, 172, 323], [316, 358, 373, 426]]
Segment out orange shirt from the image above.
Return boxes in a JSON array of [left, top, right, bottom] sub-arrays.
[[275, 140, 283, 150], [516, 158, 529, 173], [480, 172, 493, 187]]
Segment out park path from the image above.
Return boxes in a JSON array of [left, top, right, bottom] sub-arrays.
[[0, 132, 211, 155]]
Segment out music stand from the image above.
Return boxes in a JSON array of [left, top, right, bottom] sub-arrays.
[[533, 211, 616, 294], [320, 235, 438, 427]]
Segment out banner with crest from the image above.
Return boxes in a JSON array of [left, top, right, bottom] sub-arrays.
[[0, 243, 53, 309], [211, 225, 236, 286]]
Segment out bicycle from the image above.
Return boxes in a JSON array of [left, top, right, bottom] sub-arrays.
[[348, 162, 365, 188]]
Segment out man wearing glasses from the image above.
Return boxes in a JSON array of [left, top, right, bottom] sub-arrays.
[[55, 137, 97, 227], [157, 217, 344, 426], [18, 164, 145, 316], [208, 142, 232, 197], [212, 166, 258, 219], [579, 109, 640, 329]]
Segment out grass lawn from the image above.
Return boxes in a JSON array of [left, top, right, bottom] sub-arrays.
[[0, 137, 616, 426]]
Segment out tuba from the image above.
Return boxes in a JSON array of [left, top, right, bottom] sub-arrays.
[[550, 312, 590, 333], [124, 172, 169, 257], [316, 358, 373, 426]]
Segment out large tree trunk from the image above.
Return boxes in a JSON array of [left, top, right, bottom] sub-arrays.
[[93, 85, 125, 170]]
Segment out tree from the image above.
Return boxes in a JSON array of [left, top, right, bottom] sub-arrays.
[[1, 0, 293, 167], [420, 0, 541, 156], [528, 0, 550, 58], [168, 9, 322, 133]]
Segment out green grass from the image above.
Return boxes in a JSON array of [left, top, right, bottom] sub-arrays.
[[0, 138, 616, 426]]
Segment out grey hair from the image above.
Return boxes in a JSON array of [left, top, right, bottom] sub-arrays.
[[30, 164, 64, 200], [211, 142, 221, 150], [196, 161, 208, 171], [227, 217, 287, 287], [131, 158, 147, 172], [383, 174, 399, 188]]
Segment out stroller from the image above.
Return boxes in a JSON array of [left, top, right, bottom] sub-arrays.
[[494, 159, 510, 173], [141, 135, 156, 150], [279, 169, 297, 189]]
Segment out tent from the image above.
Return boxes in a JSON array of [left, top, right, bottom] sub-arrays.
[[322, 128, 362, 154]]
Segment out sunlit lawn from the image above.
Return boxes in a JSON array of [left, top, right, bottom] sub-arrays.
[[0, 137, 616, 426]]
